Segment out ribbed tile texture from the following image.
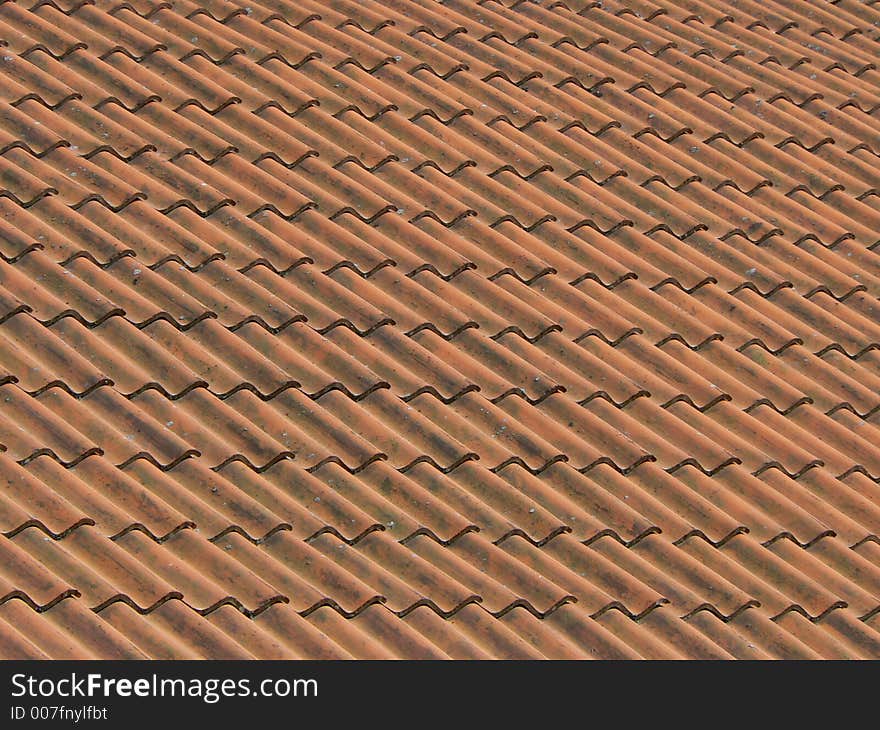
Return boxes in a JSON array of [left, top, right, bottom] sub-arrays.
[[0, 0, 879, 659]]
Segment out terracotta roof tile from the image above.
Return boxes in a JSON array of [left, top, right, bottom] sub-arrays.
[[0, 0, 879, 658]]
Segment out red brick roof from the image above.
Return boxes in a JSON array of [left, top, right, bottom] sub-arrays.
[[0, 0, 879, 658]]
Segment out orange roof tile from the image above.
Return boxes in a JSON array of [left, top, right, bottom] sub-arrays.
[[0, 0, 879, 659]]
